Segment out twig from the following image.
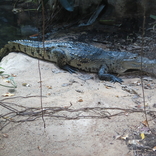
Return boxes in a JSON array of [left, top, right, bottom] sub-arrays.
[[0, 95, 46, 102]]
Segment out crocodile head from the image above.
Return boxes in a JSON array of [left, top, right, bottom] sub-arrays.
[[122, 53, 156, 75], [122, 54, 141, 70]]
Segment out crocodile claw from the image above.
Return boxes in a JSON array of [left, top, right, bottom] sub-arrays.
[[62, 65, 78, 74], [110, 76, 123, 84], [98, 73, 123, 84]]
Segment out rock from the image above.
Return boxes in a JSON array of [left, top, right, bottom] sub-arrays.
[[108, 0, 156, 17]]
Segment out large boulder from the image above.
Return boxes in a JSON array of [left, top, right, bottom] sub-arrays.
[[108, 0, 156, 17]]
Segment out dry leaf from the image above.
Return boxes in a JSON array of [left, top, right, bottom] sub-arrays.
[[2, 133, 9, 138], [47, 92, 51, 95], [115, 135, 122, 140], [120, 134, 129, 140], [38, 146, 41, 151], [124, 112, 129, 116], [78, 99, 83, 102], [4, 79, 11, 83], [22, 83, 31, 87], [47, 86, 52, 89], [140, 133, 145, 139], [2, 92, 14, 97], [152, 146, 156, 151], [105, 86, 110, 89], [115, 134, 129, 140], [22, 83, 27, 86], [11, 74, 17, 77], [142, 120, 149, 127]]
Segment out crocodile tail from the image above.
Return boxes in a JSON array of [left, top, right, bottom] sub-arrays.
[[0, 43, 12, 61], [0, 41, 42, 61], [0, 41, 24, 61]]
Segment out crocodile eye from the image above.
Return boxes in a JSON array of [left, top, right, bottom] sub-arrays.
[[130, 56, 136, 59]]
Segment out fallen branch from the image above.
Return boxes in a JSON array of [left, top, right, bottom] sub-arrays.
[[0, 99, 155, 131]]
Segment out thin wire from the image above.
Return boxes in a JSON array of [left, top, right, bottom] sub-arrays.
[[140, 14, 149, 127], [37, 0, 46, 128]]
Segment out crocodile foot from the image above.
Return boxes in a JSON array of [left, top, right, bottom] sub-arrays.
[[98, 74, 123, 84], [110, 75, 123, 84]]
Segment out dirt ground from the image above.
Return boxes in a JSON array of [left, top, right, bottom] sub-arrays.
[[0, 16, 156, 156], [0, 50, 156, 156]]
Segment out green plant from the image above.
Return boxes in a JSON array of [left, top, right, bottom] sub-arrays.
[[0, 67, 17, 88]]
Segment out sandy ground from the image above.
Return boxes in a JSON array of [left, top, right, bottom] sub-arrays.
[[0, 52, 156, 156]]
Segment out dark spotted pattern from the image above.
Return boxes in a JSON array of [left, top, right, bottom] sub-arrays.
[[0, 40, 156, 83]]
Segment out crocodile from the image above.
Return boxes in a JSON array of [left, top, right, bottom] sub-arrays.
[[0, 40, 156, 83]]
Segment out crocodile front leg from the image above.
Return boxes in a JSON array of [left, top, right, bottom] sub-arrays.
[[98, 65, 123, 84], [52, 48, 77, 73]]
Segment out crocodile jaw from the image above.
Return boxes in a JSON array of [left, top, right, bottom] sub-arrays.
[[122, 56, 156, 75]]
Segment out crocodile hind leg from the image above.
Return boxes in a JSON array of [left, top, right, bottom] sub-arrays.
[[98, 65, 123, 84], [52, 48, 77, 73]]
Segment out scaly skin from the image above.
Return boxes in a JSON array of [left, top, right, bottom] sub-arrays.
[[0, 40, 156, 83]]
